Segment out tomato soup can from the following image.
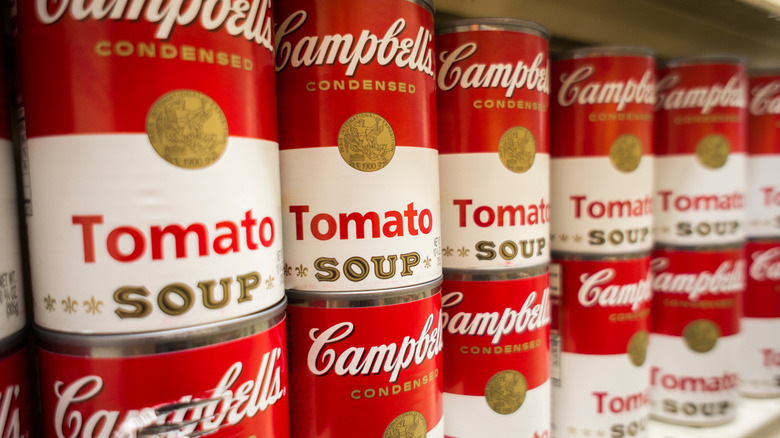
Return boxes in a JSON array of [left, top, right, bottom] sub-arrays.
[[747, 70, 780, 239]]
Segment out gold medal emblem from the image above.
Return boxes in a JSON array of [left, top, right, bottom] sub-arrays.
[[683, 319, 720, 353], [627, 329, 649, 367], [338, 112, 396, 172], [609, 134, 643, 172], [383, 411, 427, 438], [484, 370, 527, 414], [695, 134, 730, 169], [146, 90, 228, 169], [498, 127, 536, 173]]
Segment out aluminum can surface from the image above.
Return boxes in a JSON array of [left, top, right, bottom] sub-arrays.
[[741, 239, 780, 397], [0, 43, 25, 341], [0, 332, 33, 438], [550, 48, 655, 256], [436, 18, 550, 270], [275, 0, 442, 292], [36, 298, 289, 437], [15, 1, 285, 334], [654, 57, 748, 246], [441, 267, 551, 438], [287, 279, 444, 437], [648, 246, 744, 425], [550, 254, 652, 438], [747, 71, 780, 238]]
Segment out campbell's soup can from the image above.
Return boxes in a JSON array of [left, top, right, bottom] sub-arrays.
[[0, 331, 33, 438], [747, 71, 780, 239], [654, 57, 748, 246], [14, 1, 284, 334], [275, 0, 442, 292], [36, 298, 289, 436], [442, 267, 551, 438], [436, 18, 550, 271], [550, 47, 655, 256], [550, 254, 652, 438], [649, 246, 744, 425], [287, 279, 443, 437], [0, 43, 25, 341], [741, 239, 780, 398]]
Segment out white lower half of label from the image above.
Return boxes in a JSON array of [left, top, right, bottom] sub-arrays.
[[445, 381, 550, 438], [552, 352, 650, 438], [648, 333, 740, 425], [439, 153, 549, 270], [281, 146, 442, 292], [746, 156, 780, 238], [27, 134, 285, 334], [741, 317, 780, 397], [654, 154, 746, 246], [0, 139, 25, 339], [550, 156, 653, 255]]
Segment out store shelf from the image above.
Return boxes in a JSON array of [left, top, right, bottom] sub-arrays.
[[648, 398, 780, 438], [434, 0, 780, 68]]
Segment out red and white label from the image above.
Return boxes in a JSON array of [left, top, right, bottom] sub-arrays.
[[747, 74, 780, 238], [744, 240, 780, 318], [37, 316, 289, 437], [550, 257, 652, 438], [436, 28, 550, 270], [16, 1, 284, 333], [441, 274, 550, 437], [654, 62, 748, 246], [288, 291, 443, 437], [276, 0, 441, 292], [550, 54, 655, 255], [0, 345, 32, 438]]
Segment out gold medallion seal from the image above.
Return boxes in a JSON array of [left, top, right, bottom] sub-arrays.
[[609, 134, 643, 172], [498, 127, 536, 173], [146, 90, 228, 169], [484, 370, 527, 414], [695, 134, 730, 169], [627, 329, 648, 367], [383, 411, 427, 438], [338, 112, 396, 172], [683, 319, 720, 353]]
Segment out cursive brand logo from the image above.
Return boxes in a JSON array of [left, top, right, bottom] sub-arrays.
[[557, 66, 654, 111], [275, 11, 434, 77], [577, 269, 652, 311], [749, 80, 780, 116], [35, 0, 274, 49], [651, 258, 746, 301], [307, 312, 442, 384], [0, 385, 21, 438], [655, 73, 747, 114], [749, 247, 780, 281]]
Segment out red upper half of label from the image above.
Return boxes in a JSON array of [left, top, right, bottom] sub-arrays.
[[16, 0, 278, 140], [274, 0, 436, 150], [749, 74, 780, 155], [555, 256, 652, 355], [655, 63, 747, 155], [744, 240, 780, 318], [436, 29, 549, 154], [650, 247, 744, 337], [550, 55, 655, 157]]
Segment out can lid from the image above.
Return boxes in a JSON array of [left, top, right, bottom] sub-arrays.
[[435, 17, 550, 40], [35, 297, 287, 357], [408, 0, 434, 15], [658, 54, 746, 68], [287, 276, 443, 308], [552, 46, 655, 61]]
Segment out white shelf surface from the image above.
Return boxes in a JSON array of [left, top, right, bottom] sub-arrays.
[[648, 397, 780, 438]]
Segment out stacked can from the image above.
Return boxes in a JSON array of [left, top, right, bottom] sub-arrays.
[[274, 0, 444, 436], [742, 70, 780, 398], [14, 0, 289, 435], [650, 56, 748, 425], [436, 18, 552, 438], [0, 39, 32, 437], [549, 47, 656, 438]]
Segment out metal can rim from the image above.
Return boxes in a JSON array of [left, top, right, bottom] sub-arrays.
[[658, 54, 746, 68], [749, 67, 780, 77], [550, 250, 652, 262], [651, 243, 746, 253], [435, 17, 550, 40], [408, 0, 434, 15], [287, 276, 442, 308], [443, 264, 548, 282], [552, 46, 655, 61], [35, 297, 287, 357]]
